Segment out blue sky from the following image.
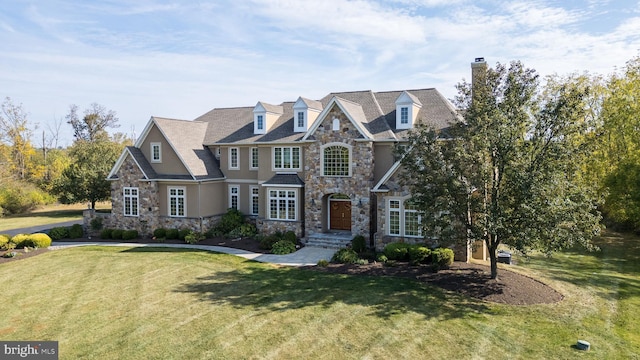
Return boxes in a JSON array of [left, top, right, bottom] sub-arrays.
[[1, 0, 639, 146]]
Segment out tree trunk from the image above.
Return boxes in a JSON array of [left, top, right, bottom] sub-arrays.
[[91, 200, 96, 210], [489, 247, 498, 279]]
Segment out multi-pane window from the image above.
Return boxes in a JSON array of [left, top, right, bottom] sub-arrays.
[[268, 189, 297, 220], [322, 145, 350, 177], [123, 187, 139, 216], [387, 198, 421, 237], [169, 187, 185, 217], [250, 186, 259, 215], [250, 147, 259, 170], [388, 200, 401, 235], [229, 186, 239, 210], [400, 107, 409, 124], [229, 147, 239, 170], [297, 111, 305, 128], [257, 115, 264, 130], [151, 143, 161, 162], [273, 147, 300, 170]]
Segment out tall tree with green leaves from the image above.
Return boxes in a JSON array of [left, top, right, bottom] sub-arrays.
[[54, 140, 122, 209], [400, 61, 601, 279], [0, 97, 37, 180]]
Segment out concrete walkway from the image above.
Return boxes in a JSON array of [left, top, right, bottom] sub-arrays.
[[51, 241, 337, 267]]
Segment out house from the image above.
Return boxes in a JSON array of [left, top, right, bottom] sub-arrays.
[[102, 60, 490, 261]]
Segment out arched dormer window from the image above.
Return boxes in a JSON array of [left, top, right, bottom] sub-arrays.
[[321, 143, 352, 177]]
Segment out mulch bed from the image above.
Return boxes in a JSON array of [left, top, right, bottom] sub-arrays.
[[1, 237, 563, 305]]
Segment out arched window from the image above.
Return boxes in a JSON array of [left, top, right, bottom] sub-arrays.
[[322, 144, 351, 177]]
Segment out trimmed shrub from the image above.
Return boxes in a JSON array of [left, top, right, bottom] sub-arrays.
[[178, 228, 190, 241], [48, 226, 69, 240], [376, 254, 388, 263], [27, 233, 52, 248], [100, 228, 113, 239], [10, 234, 30, 248], [351, 235, 367, 253], [283, 231, 297, 244], [383, 242, 412, 261], [153, 228, 167, 239], [260, 234, 281, 250], [111, 229, 124, 240], [213, 208, 245, 235], [0, 234, 10, 248], [317, 259, 329, 267], [239, 223, 257, 237], [331, 248, 359, 264], [68, 224, 83, 239], [90, 217, 103, 231], [271, 240, 296, 255], [122, 230, 139, 241], [166, 228, 180, 240], [409, 246, 431, 265], [432, 248, 455, 269]]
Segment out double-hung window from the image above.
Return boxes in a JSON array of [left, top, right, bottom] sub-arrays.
[[168, 187, 186, 217], [229, 186, 239, 210], [151, 143, 161, 163], [250, 186, 259, 215], [297, 111, 305, 128], [229, 147, 239, 170], [123, 187, 139, 216], [400, 107, 409, 125], [273, 147, 300, 170], [257, 115, 264, 130], [250, 147, 259, 170], [268, 189, 297, 220]]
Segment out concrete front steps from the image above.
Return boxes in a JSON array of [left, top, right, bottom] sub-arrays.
[[304, 232, 353, 249]]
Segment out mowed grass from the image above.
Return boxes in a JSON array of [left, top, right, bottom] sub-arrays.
[[1, 233, 639, 359], [0, 202, 110, 231]]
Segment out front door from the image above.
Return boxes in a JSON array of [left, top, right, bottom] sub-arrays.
[[329, 200, 351, 231]]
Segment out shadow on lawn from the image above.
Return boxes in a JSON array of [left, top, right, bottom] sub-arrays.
[[173, 263, 491, 321], [523, 232, 640, 302]]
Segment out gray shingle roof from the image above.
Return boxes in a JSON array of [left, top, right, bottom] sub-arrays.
[[263, 173, 305, 186], [153, 117, 224, 180], [127, 146, 157, 179], [299, 97, 323, 110], [196, 88, 457, 145]]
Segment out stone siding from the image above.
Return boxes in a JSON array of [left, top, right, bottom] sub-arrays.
[[304, 104, 374, 240], [256, 218, 304, 238]]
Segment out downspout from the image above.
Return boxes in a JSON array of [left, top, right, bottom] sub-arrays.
[[198, 181, 203, 233]]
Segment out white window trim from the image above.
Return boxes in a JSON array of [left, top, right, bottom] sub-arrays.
[[123, 187, 139, 217], [267, 188, 298, 221], [320, 142, 352, 177], [250, 185, 259, 216], [150, 142, 162, 163], [229, 147, 239, 170], [168, 186, 186, 218], [229, 185, 240, 210], [272, 146, 301, 171], [400, 107, 409, 125], [294, 111, 306, 132], [249, 147, 259, 170], [386, 196, 422, 238]]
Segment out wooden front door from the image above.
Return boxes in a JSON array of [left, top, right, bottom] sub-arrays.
[[329, 200, 351, 231]]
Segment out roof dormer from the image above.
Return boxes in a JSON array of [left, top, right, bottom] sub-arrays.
[[395, 91, 422, 130], [292, 97, 322, 133], [253, 102, 283, 135]]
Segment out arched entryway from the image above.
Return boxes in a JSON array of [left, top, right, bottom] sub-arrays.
[[328, 193, 351, 231]]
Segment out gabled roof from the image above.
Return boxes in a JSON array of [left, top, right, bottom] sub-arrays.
[[302, 96, 374, 141], [107, 146, 157, 180], [255, 101, 284, 114], [293, 97, 323, 111]]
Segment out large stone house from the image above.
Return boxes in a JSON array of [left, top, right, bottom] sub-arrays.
[[103, 60, 489, 261]]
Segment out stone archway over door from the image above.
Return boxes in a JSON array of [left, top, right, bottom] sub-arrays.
[[329, 199, 351, 231]]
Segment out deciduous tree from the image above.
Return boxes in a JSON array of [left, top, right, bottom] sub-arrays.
[[66, 103, 119, 142], [401, 61, 601, 279]]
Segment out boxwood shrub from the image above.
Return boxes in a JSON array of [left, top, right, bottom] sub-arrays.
[[153, 228, 167, 239], [432, 248, 454, 269], [408, 246, 431, 265], [100, 228, 113, 239], [111, 229, 124, 240], [351, 235, 367, 253], [48, 226, 69, 240], [383, 242, 412, 261], [122, 230, 139, 241], [331, 248, 359, 264], [271, 240, 296, 255], [68, 224, 83, 239], [166, 228, 179, 240]]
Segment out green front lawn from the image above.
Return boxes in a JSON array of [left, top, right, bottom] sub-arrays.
[[0, 203, 110, 231], [1, 232, 638, 359]]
